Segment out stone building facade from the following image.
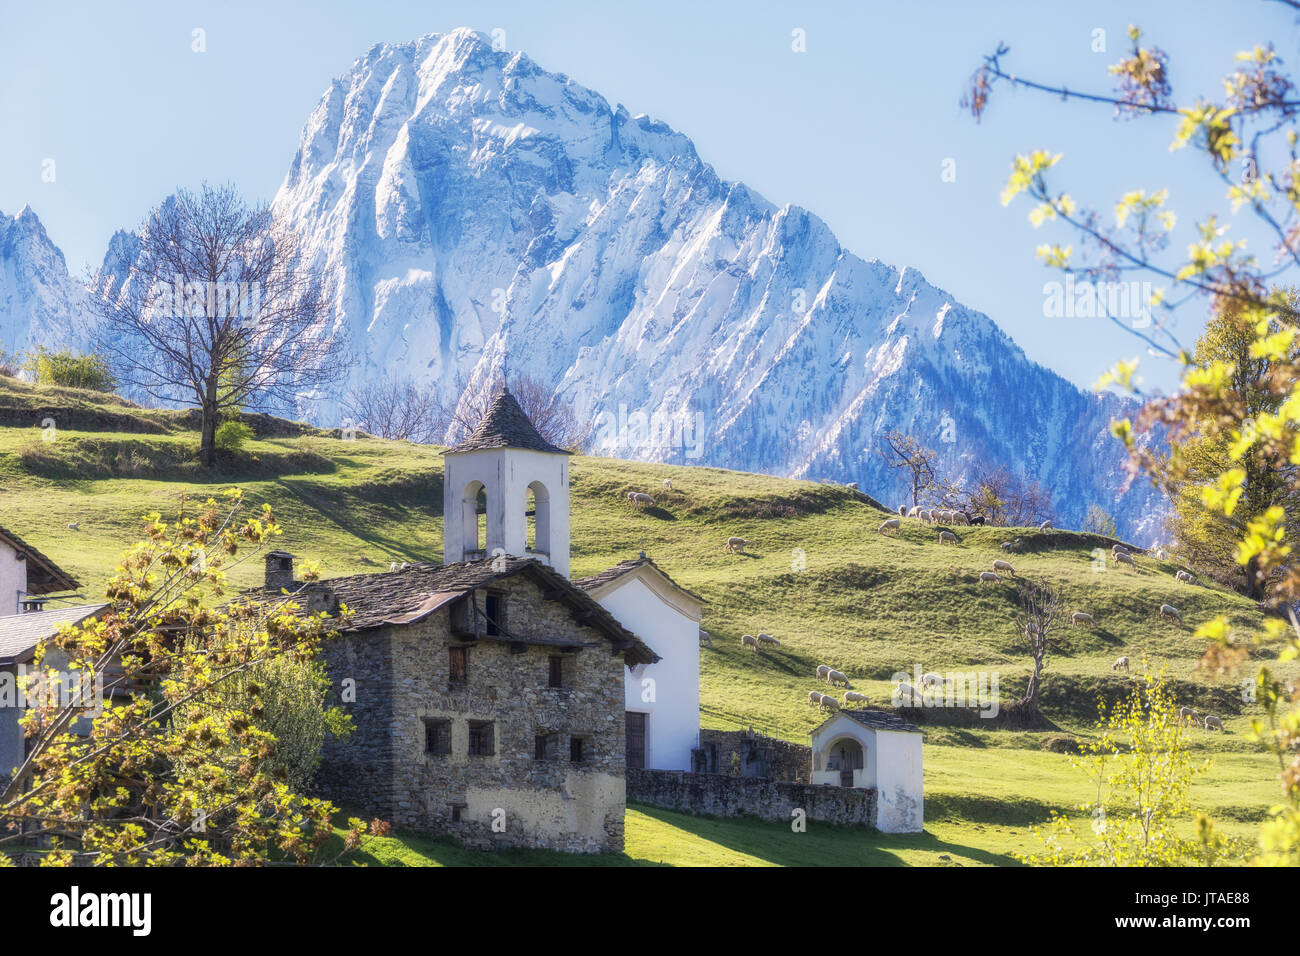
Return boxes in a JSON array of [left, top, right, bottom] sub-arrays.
[[255, 554, 657, 854]]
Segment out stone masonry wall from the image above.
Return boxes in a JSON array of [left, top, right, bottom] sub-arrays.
[[697, 728, 811, 783], [628, 769, 877, 828], [318, 574, 628, 854]]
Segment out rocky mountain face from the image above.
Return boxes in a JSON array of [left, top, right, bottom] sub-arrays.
[[0, 29, 1166, 539]]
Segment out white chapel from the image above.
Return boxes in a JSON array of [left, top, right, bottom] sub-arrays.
[[442, 387, 702, 771]]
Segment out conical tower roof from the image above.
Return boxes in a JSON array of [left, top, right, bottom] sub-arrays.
[[444, 387, 571, 455]]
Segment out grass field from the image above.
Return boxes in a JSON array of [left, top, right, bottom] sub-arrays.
[[1, 376, 1291, 865]]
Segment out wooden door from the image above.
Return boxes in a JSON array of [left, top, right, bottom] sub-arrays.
[[625, 711, 647, 769]]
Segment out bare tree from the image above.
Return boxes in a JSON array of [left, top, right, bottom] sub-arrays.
[[877, 430, 940, 508], [444, 372, 592, 451], [342, 376, 442, 443], [962, 464, 1054, 527], [88, 183, 349, 466], [1014, 581, 1064, 717]]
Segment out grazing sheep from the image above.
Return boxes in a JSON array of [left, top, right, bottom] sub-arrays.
[[1112, 656, 1130, 672], [630, 492, 655, 508], [827, 669, 850, 688], [1112, 543, 1130, 555], [844, 690, 870, 705], [1175, 570, 1197, 585], [992, 559, 1015, 576], [969, 514, 986, 526], [820, 695, 841, 713], [1178, 705, 1199, 724], [808, 690, 826, 707], [894, 681, 920, 706], [816, 664, 832, 681], [879, 518, 901, 535], [725, 536, 749, 553], [1039, 519, 1053, 531], [389, 562, 400, 572], [1071, 611, 1095, 628], [952, 511, 970, 526], [898, 505, 908, 517], [1159, 603, 1183, 625], [66, 521, 79, 531], [756, 632, 782, 647], [1000, 541, 1015, 552], [845, 482, 858, 490], [920, 509, 933, 524], [937, 509, 954, 525], [979, 571, 1002, 585], [663, 478, 672, 490], [740, 634, 759, 651], [921, 672, 946, 689], [939, 529, 959, 544], [1156, 548, 1169, 561], [1115, 551, 1137, 571], [1203, 714, 1224, 732], [907, 506, 922, 519]]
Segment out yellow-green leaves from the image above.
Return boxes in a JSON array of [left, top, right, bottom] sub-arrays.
[[1114, 188, 1170, 228], [1095, 357, 1142, 394], [1035, 243, 1072, 268], [1200, 467, 1246, 516], [1001, 150, 1062, 206], [1171, 102, 1240, 170]]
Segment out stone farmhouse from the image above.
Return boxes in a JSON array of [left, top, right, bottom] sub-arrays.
[[249, 387, 705, 853]]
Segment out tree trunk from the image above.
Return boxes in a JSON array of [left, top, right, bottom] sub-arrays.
[[199, 376, 219, 467]]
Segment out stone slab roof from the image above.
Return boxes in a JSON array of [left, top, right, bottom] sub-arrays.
[[0, 522, 79, 595], [444, 388, 570, 455], [240, 556, 658, 665], [812, 708, 923, 737], [0, 604, 108, 665], [574, 556, 707, 605]]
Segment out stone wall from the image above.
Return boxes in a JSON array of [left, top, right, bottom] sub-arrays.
[[318, 573, 628, 854], [628, 769, 877, 828], [696, 728, 811, 783]]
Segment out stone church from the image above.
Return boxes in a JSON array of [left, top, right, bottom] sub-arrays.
[[252, 388, 700, 854]]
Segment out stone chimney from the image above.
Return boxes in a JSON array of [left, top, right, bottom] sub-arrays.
[[264, 551, 296, 591]]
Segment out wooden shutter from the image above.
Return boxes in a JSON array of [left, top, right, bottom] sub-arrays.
[[625, 712, 647, 770]]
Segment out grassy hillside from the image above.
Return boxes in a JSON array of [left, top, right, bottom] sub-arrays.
[[0, 377, 1290, 864]]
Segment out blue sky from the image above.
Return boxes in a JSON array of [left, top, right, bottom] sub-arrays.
[[1, 0, 1292, 393]]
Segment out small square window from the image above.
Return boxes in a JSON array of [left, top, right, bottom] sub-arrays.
[[449, 646, 468, 687], [424, 718, 451, 756], [570, 735, 587, 763], [548, 655, 564, 689], [469, 720, 495, 757], [535, 733, 558, 761], [450, 805, 462, 823]]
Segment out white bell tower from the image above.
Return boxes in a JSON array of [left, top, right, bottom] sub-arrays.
[[442, 388, 572, 577]]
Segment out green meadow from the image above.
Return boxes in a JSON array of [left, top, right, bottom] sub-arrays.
[[1, 377, 1290, 865]]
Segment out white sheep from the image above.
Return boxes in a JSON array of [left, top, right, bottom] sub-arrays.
[[898, 505, 907, 517], [389, 562, 400, 572], [663, 478, 672, 490], [630, 492, 655, 507], [845, 482, 858, 490], [820, 696, 840, 713], [843, 690, 869, 705], [1115, 551, 1137, 571], [1175, 570, 1196, 585], [1112, 544, 1130, 555], [1156, 548, 1169, 561], [725, 536, 749, 553], [66, 521, 79, 531], [1039, 519, 1053, 531], [1178, 705, 1199, 724], [893, 681, 920, 706], [952, 511, 970, 526], [1203, 714, 1224, 732], [756, 632, 781, 647], [939, 529, 959, 544], [1112, 656, 1130, 672], [1071, 611, 1095, 629], [879, 518, 901, 535], [979, 571, 1002, 584], [808, 690, 826, 707], [1000, 541, 1015, 552], [827, 669, 850, 688], [921, 672, 946, 689], [907, 505, 922, 518], [740, 634, 759, 651], [816, 664, 832, 681], [1159, 603, 1182, 625], [992, 559, 1015, 576]]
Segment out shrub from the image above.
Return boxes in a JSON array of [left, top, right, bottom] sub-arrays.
[[23, 346, 116, 391], [215, 419, 254, 452]]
